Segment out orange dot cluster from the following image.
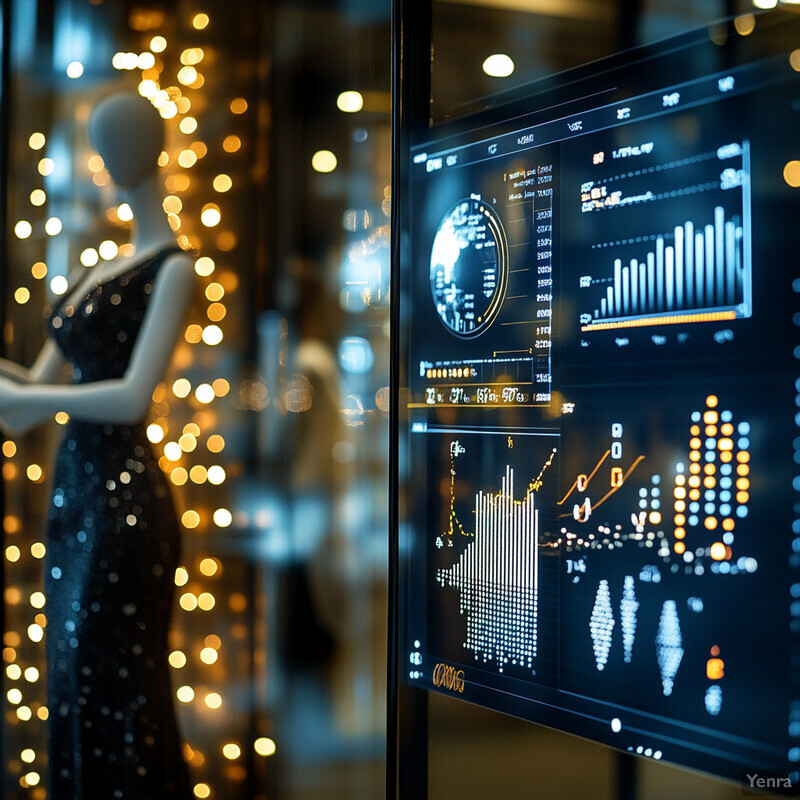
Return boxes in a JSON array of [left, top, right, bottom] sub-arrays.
[[672, 395, 750, 560]]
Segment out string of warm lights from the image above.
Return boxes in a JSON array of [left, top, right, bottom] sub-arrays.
[[4, 424, 49, 795]]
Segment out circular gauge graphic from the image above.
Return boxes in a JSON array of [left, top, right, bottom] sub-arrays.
[[429, 198, 509, 338]]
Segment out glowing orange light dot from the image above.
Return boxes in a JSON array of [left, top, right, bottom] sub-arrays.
[[207, 302, 226, 321], [722, 518, 735, 532], [674, 514, 686, 526], [182, 510, 200, 529], [709, 541, 726, 559], [230, 97, 248, 114], [185, 325, 203, 344], [674, 542, 686, 554], [705, 517, 718, 530], [222, 742, 240, 759], [784, 160, 800, 187], [199, 558, 219, 577], [706, 395, 718, 408], [703, 410, 718, 424], [222, 135, 241, 153], [737, 451, 750, 463], [736, 491, 749, 504], [207, 435, 225, 453], [674, 527, 686, 539], [254, 737, 276, 757], [706, 657, 725, 680]]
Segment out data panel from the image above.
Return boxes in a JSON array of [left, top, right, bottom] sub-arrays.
[[397, 10, 800, 785]]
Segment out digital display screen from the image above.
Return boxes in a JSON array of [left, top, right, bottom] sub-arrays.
[[397, 11, 800, 783]]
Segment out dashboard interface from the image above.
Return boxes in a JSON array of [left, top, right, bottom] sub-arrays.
[[397, 11, 800, 783]]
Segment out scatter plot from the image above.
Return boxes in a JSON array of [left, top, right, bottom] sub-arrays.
[[705, 685, 723, 715], [620, 575, 639, 663], [656, 600, 683, 696], [590, 580, 615, 671]]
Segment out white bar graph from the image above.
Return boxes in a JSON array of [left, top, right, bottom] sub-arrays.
[[588, 206, 747, 325], [438, 465, 539, 671]]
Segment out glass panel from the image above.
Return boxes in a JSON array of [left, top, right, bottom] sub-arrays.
[[2, 3, 270, 797], [2, 2, 390, 798], [265, 4, 390, 797], [422, 2, 781, 798]]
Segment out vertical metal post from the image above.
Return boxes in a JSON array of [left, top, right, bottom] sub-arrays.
[[616, 0, 644, 52], [389, 0, 432, 797], [616, 751, 638, 800]]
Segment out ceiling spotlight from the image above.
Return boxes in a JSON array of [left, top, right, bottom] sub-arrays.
[[337, 91, 364, 113], [483, 53, 514, 78]]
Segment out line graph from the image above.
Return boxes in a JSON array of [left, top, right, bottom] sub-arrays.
[[558, 450, 646, 519]]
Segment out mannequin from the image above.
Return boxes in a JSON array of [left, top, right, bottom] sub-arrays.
[[0, 94, 194, 427], [0, 94, 194, 799]]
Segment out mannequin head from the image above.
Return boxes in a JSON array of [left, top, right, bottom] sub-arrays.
[[88, 93, 164, 189]]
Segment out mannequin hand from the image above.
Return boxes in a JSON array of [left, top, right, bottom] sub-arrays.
[[0, 407, 53, 436], [0, 376, 24, 413], [0, 379, 52, 435]]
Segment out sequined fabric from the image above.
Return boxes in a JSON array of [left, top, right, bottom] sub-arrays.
[[45, 249, 191, 799]]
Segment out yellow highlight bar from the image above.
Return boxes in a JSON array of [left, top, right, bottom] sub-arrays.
[[581, 310, 737, 331], [407, 403, 546, 409]]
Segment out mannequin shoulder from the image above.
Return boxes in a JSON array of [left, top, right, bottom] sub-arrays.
[[159, 250, 196, 282], [150, 250, 196, 303], [162, 250, 195, 272]]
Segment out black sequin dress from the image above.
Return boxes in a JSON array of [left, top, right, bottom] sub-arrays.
[[44, 249, 192, 799]]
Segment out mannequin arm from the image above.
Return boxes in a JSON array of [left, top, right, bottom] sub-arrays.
[[0, 359, 35, 382], [0, 337, 69, 384], [0, 262, 96, 384], [0, 253, 195, 432]]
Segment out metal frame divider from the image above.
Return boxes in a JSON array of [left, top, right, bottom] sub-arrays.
[[388, 0, 432, 797]]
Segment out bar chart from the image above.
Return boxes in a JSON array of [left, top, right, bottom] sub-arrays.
[[437, 464, 540, 672], [581, 207, 749, 331], [577, 139, 751, 332]]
